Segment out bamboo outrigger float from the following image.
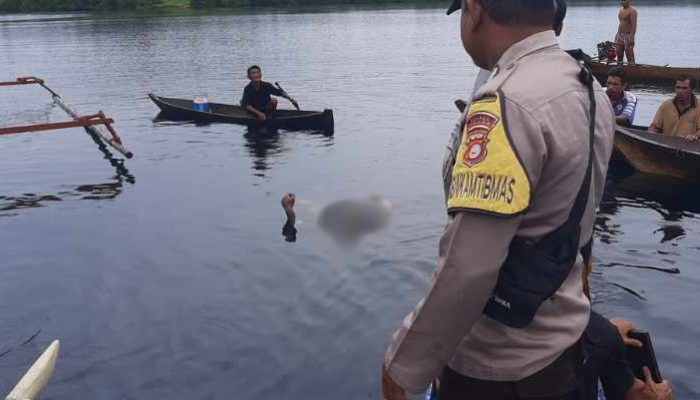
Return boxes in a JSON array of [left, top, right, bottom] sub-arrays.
[[0, 77, 133, 159]]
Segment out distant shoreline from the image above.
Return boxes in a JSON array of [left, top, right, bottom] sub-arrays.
[[0, 0, 443, 13], [2, 0, 699, 13]]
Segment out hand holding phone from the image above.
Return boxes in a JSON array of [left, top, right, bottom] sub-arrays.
[[626, 330, 663, 384]]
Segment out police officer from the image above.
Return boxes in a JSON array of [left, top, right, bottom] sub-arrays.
[[381, 1, 615, 399]]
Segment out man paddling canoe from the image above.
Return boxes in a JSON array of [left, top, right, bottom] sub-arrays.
[[241, 65, 297, 121]]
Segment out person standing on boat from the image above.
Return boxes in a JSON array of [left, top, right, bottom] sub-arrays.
[[241, 65, 295, 121], [615, 0, 637, 64], [648, 76, 700, 140], [381, 0, 615, 399], [606, 67, 637, 126]]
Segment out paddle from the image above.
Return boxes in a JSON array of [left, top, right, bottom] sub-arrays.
[[275, 82, 300, 111]]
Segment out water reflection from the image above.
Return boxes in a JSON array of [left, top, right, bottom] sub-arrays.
[[243, 127, 284, 177], [0, 130, 134, 216], [654, 225, 686, 243], [85, 127, 136, 185], [243, 127, 333, 177], [611, 173, 700, 217], [602, 172, 700, 217], [0, 194, 62, 215], [596, 172, 699, 244]]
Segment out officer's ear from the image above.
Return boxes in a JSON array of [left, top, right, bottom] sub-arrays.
[[463, 0, 484, 32]]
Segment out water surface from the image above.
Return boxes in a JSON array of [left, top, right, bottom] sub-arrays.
[[1, 4, 699, 399]]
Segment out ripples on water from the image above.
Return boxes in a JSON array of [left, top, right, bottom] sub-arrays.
[[1, 4, 699, 399]]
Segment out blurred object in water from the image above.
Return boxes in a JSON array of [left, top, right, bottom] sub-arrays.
[[318, 195, 391, 242]]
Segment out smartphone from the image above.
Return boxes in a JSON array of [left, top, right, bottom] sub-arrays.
[[626, 331, 663, 384]]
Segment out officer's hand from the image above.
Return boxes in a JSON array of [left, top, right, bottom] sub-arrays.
[[381, 365, 408, 400], [610, 318, 643, 347], [642, 367, 673, 400]]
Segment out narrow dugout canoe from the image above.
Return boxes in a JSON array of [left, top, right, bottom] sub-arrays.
[[614, 125, 700, 181], [590, 61, 700, 86], [149, 94, 334, 135]]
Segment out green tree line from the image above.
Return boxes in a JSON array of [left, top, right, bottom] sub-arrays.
[[0, 0, 163, 11], [0, 0, 440, 12]]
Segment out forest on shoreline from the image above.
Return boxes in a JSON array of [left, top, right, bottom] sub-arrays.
[[0, 0, 442, 12]]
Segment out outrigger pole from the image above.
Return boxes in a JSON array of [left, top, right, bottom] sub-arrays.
[[0, 77, 133, 159]]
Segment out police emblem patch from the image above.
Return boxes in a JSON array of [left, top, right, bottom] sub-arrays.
[[447, 93, 530, 216], [463, 111, 499, 167]]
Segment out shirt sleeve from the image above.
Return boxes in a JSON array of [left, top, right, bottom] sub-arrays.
[[265, 81, 285, 97], [384, 212, 522, 392], [621, 94, 637, 125], [384, 97, 544, 393]]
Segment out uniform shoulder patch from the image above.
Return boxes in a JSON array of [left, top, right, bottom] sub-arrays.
[[447, 94, 531, 216]]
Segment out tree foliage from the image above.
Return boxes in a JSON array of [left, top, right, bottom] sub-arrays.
[[0, 0, 441, 11], [0, 0, 163, 11]]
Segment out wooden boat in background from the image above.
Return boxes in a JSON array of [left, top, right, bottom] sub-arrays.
[[614, 125, 700, 182], [590, 61, 700, 86], [149, 94, 334, 135]]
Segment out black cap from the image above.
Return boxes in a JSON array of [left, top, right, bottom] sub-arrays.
[[446, 0, 461, 15]]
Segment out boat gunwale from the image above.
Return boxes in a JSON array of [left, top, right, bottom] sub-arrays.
[[616, 125, 700, 157], [590, 60, 700, 73], [148, 93, 327, 122]]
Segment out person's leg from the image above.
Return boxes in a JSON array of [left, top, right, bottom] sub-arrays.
[[626, 44, 635, 64], [268, 97, 278, 112], [614, 32, 625, 63], [616, 43, 625, 63]]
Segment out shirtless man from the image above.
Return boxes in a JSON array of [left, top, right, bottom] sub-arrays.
[[616, 0, 638, 64]]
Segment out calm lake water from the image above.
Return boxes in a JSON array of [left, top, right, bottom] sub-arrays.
[[1, 3, 699, 399]]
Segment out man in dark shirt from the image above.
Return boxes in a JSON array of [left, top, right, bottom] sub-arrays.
[[241, 65, 294, 121]]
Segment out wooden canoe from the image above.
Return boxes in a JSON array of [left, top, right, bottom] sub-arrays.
[[149, 94, 334, 135], [614, 125, 700, 181], [590, 61, 700, 86]]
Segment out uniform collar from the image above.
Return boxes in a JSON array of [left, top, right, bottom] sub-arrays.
[[495, 30, 559, 72]]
